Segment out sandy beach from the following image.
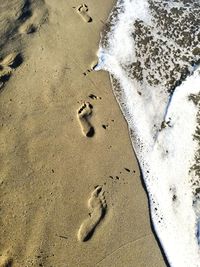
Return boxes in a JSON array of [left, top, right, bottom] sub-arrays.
[[0, 1, 166, 266]]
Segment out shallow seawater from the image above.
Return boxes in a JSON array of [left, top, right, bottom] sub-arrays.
[[97, 0, 200, 266]]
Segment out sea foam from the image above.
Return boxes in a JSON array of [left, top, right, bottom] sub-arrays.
[[96, 0, 200, 266]]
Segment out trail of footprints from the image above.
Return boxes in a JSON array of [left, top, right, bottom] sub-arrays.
[[78, 186, 107, 242], [0, 0, 106, 260]]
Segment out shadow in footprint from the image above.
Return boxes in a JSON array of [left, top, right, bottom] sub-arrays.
[[10, 53, 23, 69], [86, 126, 95, 138], [82, 206, 107, 241], [0, 74, 11, 84], [18, 0, 32, 22]]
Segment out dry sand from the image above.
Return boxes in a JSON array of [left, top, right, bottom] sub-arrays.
[[0, 0, 166, 266]]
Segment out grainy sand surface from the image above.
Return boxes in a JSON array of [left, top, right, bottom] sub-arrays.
[[0, 1, 166, 266]]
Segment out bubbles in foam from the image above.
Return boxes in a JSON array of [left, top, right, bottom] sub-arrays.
[[97, 0, 200, 266]]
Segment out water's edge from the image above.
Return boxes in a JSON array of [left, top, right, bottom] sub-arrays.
[[96, 1, 200, 266]]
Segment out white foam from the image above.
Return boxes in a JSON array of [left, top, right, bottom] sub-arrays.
[[97, 0, 200, 266], [147, 70, 200, 266]]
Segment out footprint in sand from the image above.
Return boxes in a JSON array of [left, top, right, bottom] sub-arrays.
[[77, 102, 95, 137], [0, 66, 12, 84], [19, 21, 37, 34], [0, 53, 22, 69], [76, 4, 92, 23], [18, 0, 48, 35], [0, 53, 23, 85], [77, 186, 107, 242]]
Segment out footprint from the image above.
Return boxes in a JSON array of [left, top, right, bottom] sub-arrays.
[[0, 53, 23, 69], [19, 21, 36, 34], [0, 53, 23, 88], [0, 66, 12, 84], [77, 102, 95, 137], [17, 0, 48, 35], [76, 4, 92, 23], [77, 186, 107, 242]]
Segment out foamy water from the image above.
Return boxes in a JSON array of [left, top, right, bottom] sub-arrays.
[[96, 0, 200, 266]]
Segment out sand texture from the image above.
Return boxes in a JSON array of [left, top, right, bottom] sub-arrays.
[[0, 0, 165, 266]]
